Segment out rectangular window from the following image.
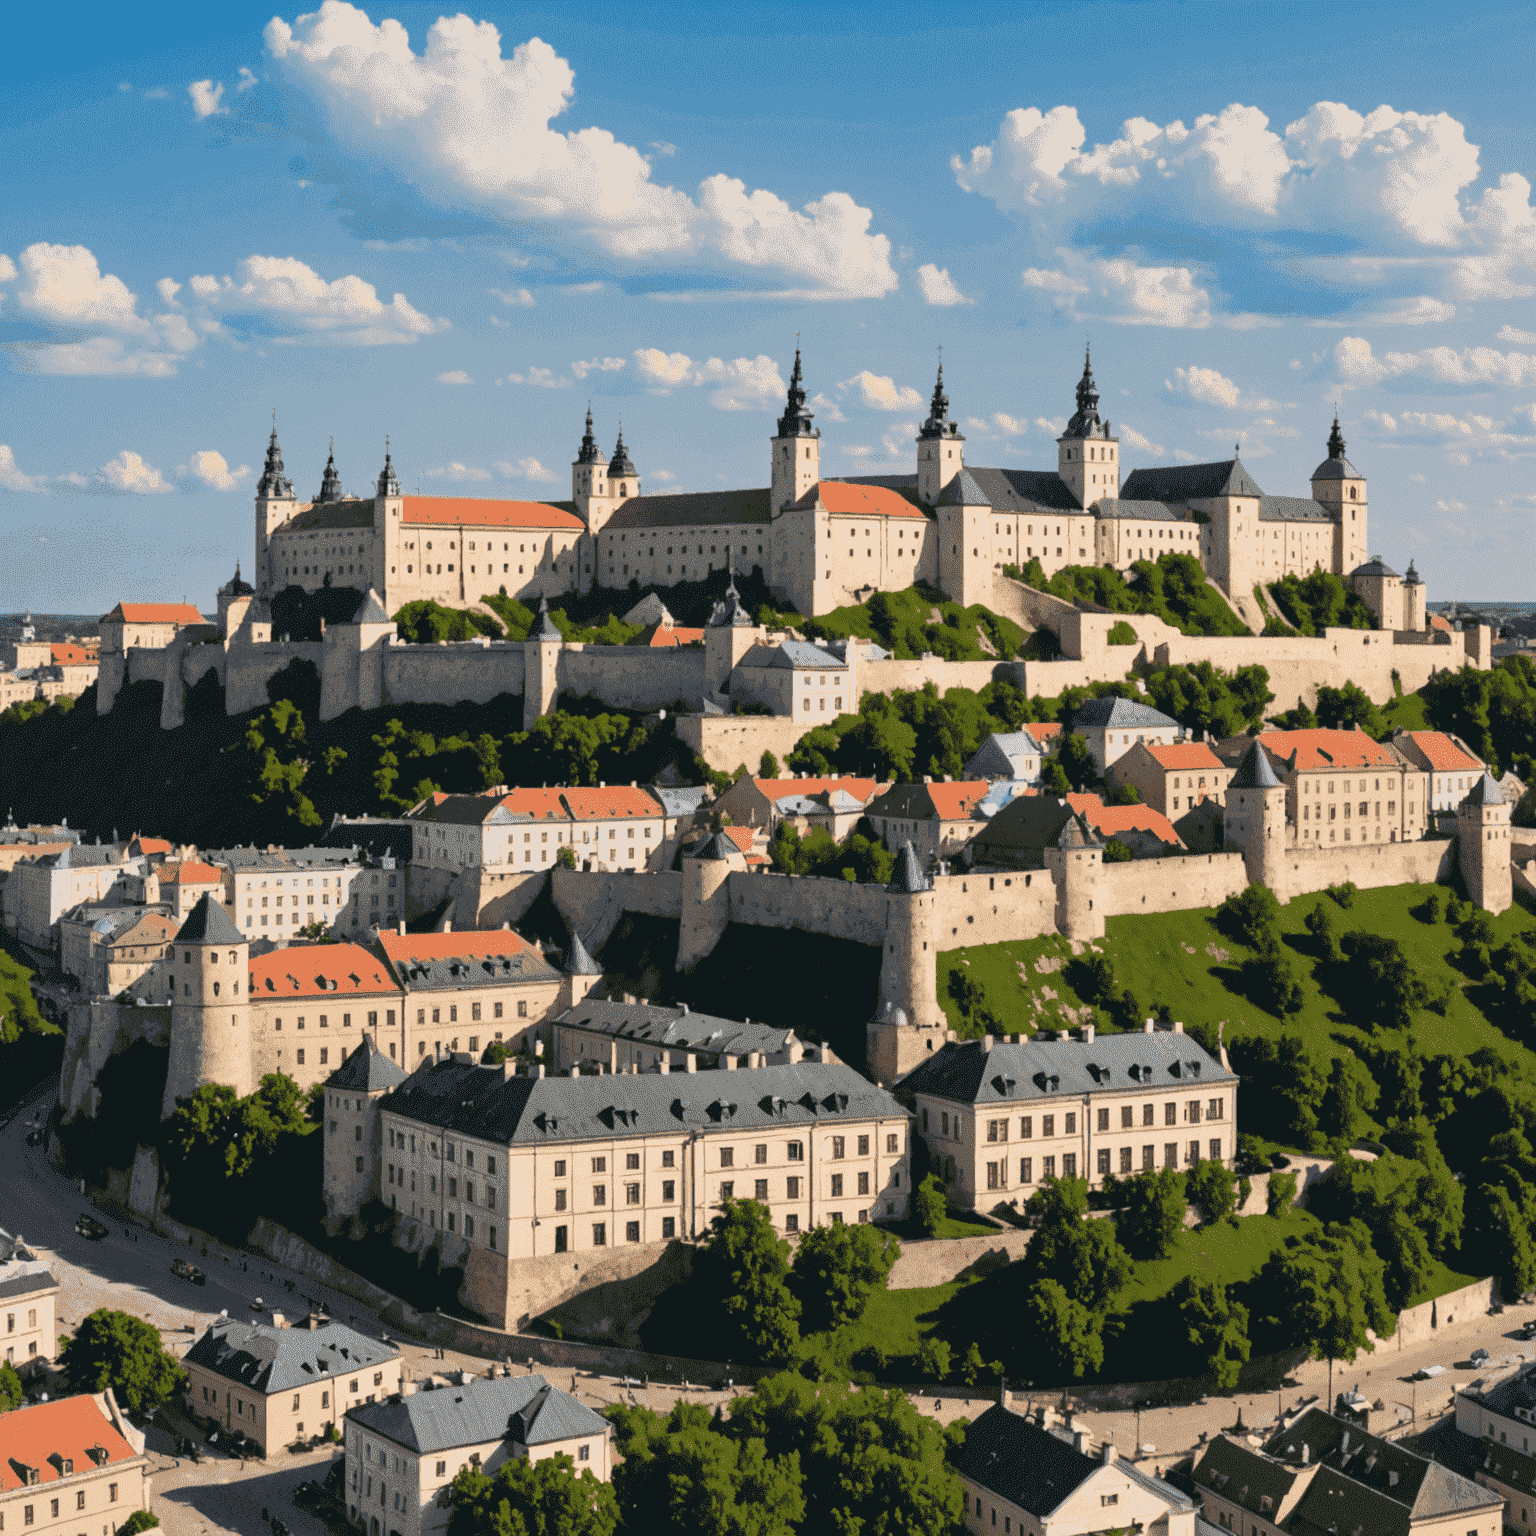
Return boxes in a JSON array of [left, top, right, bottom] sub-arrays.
[[719, 1147, 734, 1168], [1062, 1153, 1077, 1177], [787, 1141, 803, 1162], [754, 1144, 767, 1165], [857, 1134, 869, 1156], [1164, 1142, 1178, 1169], [626, 1153, 640, 1171], [1119, 1147, 1133, 1173], [1042, 1155, 1055, 1179], [1097, 1149, 1111, 1176], [625, 1183, 639, 1205], [593, 1185, 606, 1206], [1165, 1102, 1177, 1126], [886, 1133, 898, 1154], [786, 1175, 801, 1199], [1019, 1158, 1032, 1184], [661, 1217, 676, 1239], [592, 1156, 606, 1173], [832, 1136, 845, 1159], [592, 1223, 606, 1246], [1042, 1115, 1054, 1137], [625, 1221, 640, 1243], [830, 1174, 843, 1197], [1121, 1105, 1133, 1129], [661, 1180, 674, 1202], [554, 1189, 566, 1211], [1019, 1116, 1032, 1138], [554, 1159, 566, 1177], [1210, 1138, 1222, 1162], [1209, 1097, 1223, 1120], [785, 1214, 799, 1233], [755, 1179, 769, 1200], [857, 1171, 869, 1195]]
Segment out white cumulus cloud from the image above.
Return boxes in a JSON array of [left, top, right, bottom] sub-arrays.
[[1023, 251, 1221, 328], [917, 264, 972, 306], [188, 79, 228, 117], [841, 370, 924, 411], [503, 366, 571, 388], [0, 446, 46, 492], [0, 255, 17, 283], [1332, 335, 1536, 388], [493, 457, 556, 483], [178, 450, 251, 490], [490, 287, 535, 307], [1118, 423, 1167, 457], [265, 3, 896, 298], [437, 369, 473, 384], [95, 451, 173, 494], [632, 349, 784, 410], [425, 461, 491, 481], [1165, 365, 1280, 410], [571, 356, 625, 380]]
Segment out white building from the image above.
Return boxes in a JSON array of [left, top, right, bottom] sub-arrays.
[[206, 845, 402, 942], [1070, 696, 1183, 773]]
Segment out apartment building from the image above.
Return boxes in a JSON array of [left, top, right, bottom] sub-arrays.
[[1104, 739, 1231, 817], [1064, 793, 1185, 858], [0, 1394, 150, 1536], [711, 774, 880, 835], [57, 906, 175, 999], [182, 1315, 402, 1456], [1392, 729, 1489, 812], [8, 844, 147, 949], [156, 860, 225, 920], [549, 999, 812, 1074], [0, 1229, 58, 1372], [1192, 1408, 1501, 1536], [729, 639, 852, 720], [901, 1027, 1236, 1211], [322, 1038, 408, 1233], [561, 785, 666, 872], [345, 1374, 612, 1536], [368, 1057, 908, 1324], [209, 845, 403, 942]]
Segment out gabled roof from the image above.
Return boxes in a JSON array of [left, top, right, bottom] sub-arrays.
[[103, 602, 205, 625], [0, 1396, 141, 1492], [383, 1057, 901, 1145], [692, 830, 743, 862], [740, 776, 879, 805], [554, 1000, 794, 1059], [868, 782, 988, 822], [1395, 731, 1482, 774], [50, 644, 96, 666], [1351, 556, 1400, 579], [951, 1405, 1097, 1517], [735, 640, 847, 672], [963, 732, 1044, 780], [638, 624, 706, 648], [1229, 739, 1283, 790], [1022, 720, 1062, 746], [1461, 771, 1505, 808], [969, 795, 1083, 859], [603, 488, 771, 530], [888, 841, 930, 893], [399, 496, 583, 530], [1143, 740, 1226, 772], [350, 589, 390, 624], [184, 1317, 398, 1395], [966, 467, 1083, 514], [1192, 1436, 1305, 1522], [348, 1374, 607, 1456], [1071, 696, 1180, 731], [648, 784, 713, 819], [1251, 728, 1400, 773], [1121, 458, 1264, 502], [935, 469, 991, 507], [1259, 495, 1335, 524], [278, 500, 377, 532], [1067, 794, 1183, 848], [561, 786, 663, 819], [377, 930, 558, 991], [48, 843, 124, 870], [326, 1037, 407, 1093], [173, 893, 245, 947], [1093, 497, 1189, 523], [816, 481, 927, 520], [250, 943, 398, 1000], [161, 860, 223, 885], [565, 930, 602, 977]]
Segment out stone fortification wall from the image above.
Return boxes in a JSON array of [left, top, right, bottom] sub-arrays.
[[558, 645, 707, 710], [380, 640, 526, 713], [226, 640, 326, 715], [1098, 852, 1250, 919], [724, 870, 887, 946], [1267, 836, 1451, 905], [676, 713, 820, 772], [455, 868, 550, 931], [552, 866, 683, 952], [933, 869, 1057, 947], [861, 658, 1022, 697], [59, 1000, 170, 1122]]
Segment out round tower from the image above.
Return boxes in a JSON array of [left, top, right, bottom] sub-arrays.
[[677, 832, 744, 971], [916, 361, 965, 507], [254, 420, 297, 595], [561, 929, 604, 1011], [1056, 347, 1119, 509], [1457, 773, 1512, 915], [161, 893, 253, 1116], [1310, 414, 1367, 575], [770, 349, 820, 512], [1223, 740, 1290, 896], [522, 595, 564, 731], [868, 843, 946, 1082], [1044, 809, 1105, 941]]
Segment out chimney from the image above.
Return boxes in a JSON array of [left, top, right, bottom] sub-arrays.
[[685, 1053, 697, 1073], [1101, 1442, 1118, 1466], [657, 1058, 670, 1075], [535, 1063, 545, 1078], [678, 1002, 689, 1014], [1143, 1019, 1155, 1034], [723, 1054, 737, 1071], [534, 1039, 544, 1057], [1301, 1443, 1310, 1464], [397, 921, 406, 935], [982, 1034, 994, 1052], [270, 1312, 288, 1329], [442, 918, 452, 932], [1083, 1023, 1095, 1043], [571, 1063, 580, 1078], [1173, 1021, 1184, 1034], [400, 1381, 418, 1397], [1072, 1429, 1089, 1455]]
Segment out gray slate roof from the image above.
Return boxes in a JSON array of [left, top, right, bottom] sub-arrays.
[[952, 1405, 1098, 1517], [390, 947, 561, 992], [279, 500, 378, 532], [350, 589, 390, 625], [968, 796, 1090, 863], [900, 1031, 1234, 1107], [185, 1317, 398, 1394], [1093, 498, 1189, 522], [1071, 696, 1179, 731], [326, 1037, 407, 1094], [348, 1374, 608, 1455], [888, 841, 930, 893], [1121, 458, 1264, 502], [554, 999, 795, 1059], [603, 488, 770, 530], [1351, 556, 1400, 578], [647, 785, 712, 819], [49, 844, 127, 870], [381, 1058, 902, 1145], [736, 640, 846, 672], [565, 931, 603, 976], [935, 469, 991, 507], [963, 733, 1043, 781], [1461, 771, 1506, 808], [1229, 739, 1283, 790], [530, 595, 561, 641], [1259, 496, 1335, 524], [174, 893, 245, 947], [692, 830, 742, 862]]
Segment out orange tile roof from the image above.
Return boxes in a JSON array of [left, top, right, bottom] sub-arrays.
[[50, 644, 96, 666], [1022, 722, 1062, 745], [105, 603, 204, 625], [1144, 741, 1226, 772], [1402, 731, 1482, 773], [721, 826, 756, 853], [162, 860, 222, 885], [128, 837, 172, 855], [1069, 794, 1182, 846], [753, 776, 879, 803], [249, 942, 399, 998], [561, 787, 662, 819], [0, 1397, 139, 1492], [926, 781, 989, 820], [1257, 728, 1399, 772], [645, 626, 706, 648], [1429, 613, 1452, 633], [498, 787, 570, 820], [378, 930, 536, 967], [399, 496, 584, 530], [816, 481, 927, 520]]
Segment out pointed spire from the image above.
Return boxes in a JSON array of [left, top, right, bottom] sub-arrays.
[[1062, 344, 1103, 439], [375, 435, 399, 498], [576, 405, 603, 466], [1327, 412, 1347, 461], [776, 346, 818, 439], [708, 568, 753, 627], [256, 414, 294, 500], [566, 929, 602, 976], [608, 425, 636, 479], [919, 356, 962, 441], [531, 593, 562, 641], [887, 841, 931, 894], [316, 438, 343, 503]]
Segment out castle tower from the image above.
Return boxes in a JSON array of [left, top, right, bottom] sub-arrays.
[[1348, 555, 1403, 632], [1458, 773, 1512, 915], [216, 561, 255, 639], [677, 831, 745, 971], [770, 349, 820, 512], [916, 361, 965, 506], [522, 595, 563, 731], [936, 469, 994, 607], [161, 894, 252, 1116], [1043, 810, 1105, 941], [254, 422, 297, 595], [1056, 346, 1119, 508], [320, 1036, 405, 1236], [373, 441, 404, 600], [571, 409, 627, 537], [560, 929, 604, 1010], [703, 570, 762, 692], [868, 844, 946, 1083], [315, 440, 343, 504], [1224, 740, 1290, 896], [1403, 559, 1427, 632], [1310, 414, 1367, 575]]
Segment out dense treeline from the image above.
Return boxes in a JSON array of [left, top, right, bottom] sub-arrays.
[[1018, 551, 1250, 637]]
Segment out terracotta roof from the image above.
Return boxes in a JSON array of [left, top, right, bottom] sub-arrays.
[[378, 930, 537, 968], [560, 787, 662, 820], [720, 826, 756, 853], [50, 644, 95, 666], [111, 912, 177, 945], [499, 788, 571, 821], [642, 625, 705, 648], [104, 603, 204, 624], [1429, 613, 1452, 633], [1068, 794, 1182, 846], [0, 1396, 139, 1492], [1022, 721, 1062, 745], [1257, 727, 1400, 772], [816, 481, 927, 520], [398, 496, 583, 530], [249, 942, 399, 999], [1144, 741, 1226, 772], [870, 781, 988, 821], [1402, 731, 1482, 773], [752, 776, 879, 803], [128, 837, 172, 855], [161, 860, 222, 884]]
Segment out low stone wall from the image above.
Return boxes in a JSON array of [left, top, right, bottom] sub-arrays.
[[676, 713, 817, 772], [1269, 836, 1451, 905], [1384, 1276, 1495, 1350], [887, 1229, 1035, 1290]]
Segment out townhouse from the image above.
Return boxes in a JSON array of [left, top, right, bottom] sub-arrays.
[[208, 844, 402, 942], [1104, 739, 1230, 817], [345, 1374, 612, 1536], [962, 731, 1044, 783], [0, 1228, 59, 1372], [1064, 793, 1186, 858], [57, 906, 175, 1000], [323, 1039, 408, 1234], [182, 1315, 402, 1456], [561, 785, 667, 872], [728, 639, 853, 721], [901, 1027, 1236, 1210], [549, 998, 813, 1074], [1392, 728, 1489, 812], [1070, 696, 1185, 773], [711, 774, 880, 835], [865, 781, 989, 863], [0, 1395, 150, 1536], [155, 859, 225, 920], [8, 844, 148, 949]]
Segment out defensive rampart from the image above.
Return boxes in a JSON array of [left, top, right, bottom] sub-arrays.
[[1268, 835, 1452, 904]]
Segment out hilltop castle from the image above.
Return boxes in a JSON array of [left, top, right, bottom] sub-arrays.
[[251, 350, 1382, 623]]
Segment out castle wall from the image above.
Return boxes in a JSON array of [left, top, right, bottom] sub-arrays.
[[1097, 852, 1250, 917], [861, 658, 1023, 696], [932, 869, 1057, 947], [59, 999, 171, 1122], [1266, 835, 1452, 905], [378, 641, 527, 714], [453, 868, 550, 931], [225, 640, 327, 716], [551, 866, 684, 953], [557, 644, 707, 710], [725, 870, 887, 945], [676, 713, 819, 772]]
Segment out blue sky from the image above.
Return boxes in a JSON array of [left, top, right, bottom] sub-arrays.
[[3, 0, 1535, 612]]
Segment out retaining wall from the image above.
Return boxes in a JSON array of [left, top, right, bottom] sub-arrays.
[[676, 713, 819, 773], [725, 870, 887, 946], [1268, 837, 1452, 905], [552, 866, 684, 952]]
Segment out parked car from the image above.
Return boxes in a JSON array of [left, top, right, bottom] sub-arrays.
[[172, 1259, 206, 1285], [1518, 1321, 1536, 1340], [1471, 1348, 1492, 1366], [74, 1215, 107, 1241], [1412, 1365, 1445, 1381]]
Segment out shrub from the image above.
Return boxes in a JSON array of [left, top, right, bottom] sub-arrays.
[[1266, 1170, 1298, 1216], [1327, 881, 1358, 909], [917, 1336, 952, 1380], [1107, 620, 1137, 645], [1413, 891, 1443, 924]]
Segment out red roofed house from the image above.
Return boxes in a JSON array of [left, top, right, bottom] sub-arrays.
[[1391, 729, 1489, 811], [157, 859, 225, 920], [1066, 793, 1186, 857], [406, 788, 574, 874], [0, 1394, 150, 1535], [561, 785, 669, 872], [48, 644, 99, 694], [99, 602, 206, 655], [712, 775, 881, 836], [1106, 740, 1231, 817], [865, 781, 990, 863]]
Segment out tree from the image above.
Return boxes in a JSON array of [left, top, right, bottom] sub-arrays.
[[1265, 1170, 1298, 1216], [1252, 1223, 1395, 1364], [1304, 900, 1343, 963], [1024, 1177, 1132, 1309], [914, 1174, 947, 1238], [1229, 1034, 1330, 1151], [1040, 758, 1070, 795], [1465, 1182, 1536, 1301], [1216, 883, 1281, 952], [0, 1361, 21, 1413], [1056, 732, 1099, 791], [1102, 837, 1134, 863], [447, 1453, 618, 1536], [1176, 1277, 1250, 1392], [1340, 931, 1431, 1029], [1117, 1169, 1187, 1260], [1318, 1055, 1379, 1145], [791, 1223, 900, 1332], [1186, 1161, 1238, 1227], [760, 750, 780, 779], [1024, 1280, 1104, 1381], [115, 1516, 160, 1536], [916, 1336, 952, 1380], [60, 1310, 185, 1414], [690, 1199, 800, 1361]]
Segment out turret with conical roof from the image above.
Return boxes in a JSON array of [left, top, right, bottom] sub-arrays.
[[771, 348, 821, 511], [161, 892, 252, 1115], [1310, 411, 1368, 574], [571, 407, 620, 536], [917, 358, 967, 507], [1056, 345, 1119, 508], [254, 418, 297, 595], [576, 407, 603, 467], [315, 440, 343, 504], [1458, 769, 1513, 915], [523, 594, 564, 730], [375, 440, 399, 498], [561, 928, 604, 1009], [1224, 740, 1289, 893], [870, 840, 943, 1083]]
